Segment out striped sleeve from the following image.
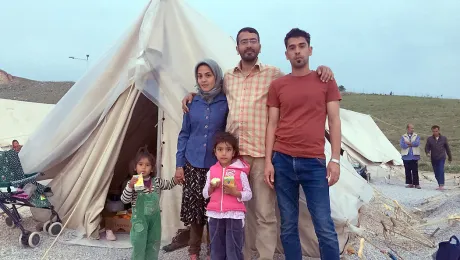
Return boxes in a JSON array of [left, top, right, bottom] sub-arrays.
[[121, 181, 134, 204], [154, 177, 177, 191]]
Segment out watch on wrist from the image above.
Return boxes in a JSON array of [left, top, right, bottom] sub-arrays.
[[330, 158, 340, 164]]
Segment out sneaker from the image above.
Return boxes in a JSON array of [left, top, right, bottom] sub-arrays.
[[405, 184, 414, 188], [106, 229, 117, 241], [415, 185, 421, 189]]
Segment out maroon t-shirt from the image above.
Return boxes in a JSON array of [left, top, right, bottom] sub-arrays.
[[266, 71, 342, 159]]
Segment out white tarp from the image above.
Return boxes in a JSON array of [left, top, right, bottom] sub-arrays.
[[0, 99, 54, 147], [327, 108, 403, 166], [19, 0, 375, 257]]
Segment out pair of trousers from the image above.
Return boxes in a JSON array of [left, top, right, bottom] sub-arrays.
[[209, 218, 244, 260], [272, 151, 340, 260], [188, 222, 210, 255], [130, 192, 161, 260], [432, 159, 446, 185], [241, 155, 277, 260], [403, 160, 419, 185]]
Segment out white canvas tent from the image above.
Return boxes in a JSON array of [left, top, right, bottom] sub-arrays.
[[17, 0, 386, 257], [326, 109, 404, 179], [0, 99, 54, 148]]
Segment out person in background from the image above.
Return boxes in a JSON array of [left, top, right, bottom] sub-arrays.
[[425, 125, 452, 190], [175, 59, 228, 260], [12, 140, 22, 152], [399, 124, 421, 189]]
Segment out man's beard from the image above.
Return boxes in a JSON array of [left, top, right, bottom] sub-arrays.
[[240, 48, 258, 62], [291, 59, 307, 69]]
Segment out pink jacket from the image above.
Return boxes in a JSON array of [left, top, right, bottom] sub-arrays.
[[206, 158, 250, 213]]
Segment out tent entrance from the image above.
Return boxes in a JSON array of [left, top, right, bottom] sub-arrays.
[[108, 93, 159, 196]]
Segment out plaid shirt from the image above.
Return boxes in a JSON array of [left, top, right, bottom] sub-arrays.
[[224, 60, 283, 157]]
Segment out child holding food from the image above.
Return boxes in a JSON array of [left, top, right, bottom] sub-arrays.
[[121, 146, 179, 260], [202, 132, 252, 260]]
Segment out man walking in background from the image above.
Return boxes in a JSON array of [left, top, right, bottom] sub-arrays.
[[400, 124, 421, 189], [425, 125, 452, 190]]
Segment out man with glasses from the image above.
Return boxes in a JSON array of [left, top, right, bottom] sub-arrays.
[[182, 27, 335, 260]]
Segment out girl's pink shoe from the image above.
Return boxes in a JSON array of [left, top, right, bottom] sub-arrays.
[[189, 254, 198, 260]]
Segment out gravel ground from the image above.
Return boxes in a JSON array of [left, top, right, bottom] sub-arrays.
[[342, 172, 460, 260], [0, 208, 314, 260], [2, 173, 460, 260]]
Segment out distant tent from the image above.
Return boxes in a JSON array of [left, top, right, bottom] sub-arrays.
[[0, 99, 54, 147]]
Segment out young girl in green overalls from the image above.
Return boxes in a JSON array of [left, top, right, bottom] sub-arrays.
[[121, 146, 179, 260]]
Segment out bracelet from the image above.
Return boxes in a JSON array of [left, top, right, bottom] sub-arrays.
[[330, 158, 340, 164]]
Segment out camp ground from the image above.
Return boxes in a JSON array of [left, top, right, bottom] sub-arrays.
[[1, 0, 459, 259]]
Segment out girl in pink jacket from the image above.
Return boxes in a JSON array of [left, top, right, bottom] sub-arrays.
[[202, 132, 252, 260]]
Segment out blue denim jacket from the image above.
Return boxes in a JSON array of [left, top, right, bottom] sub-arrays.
[[176, 93, 228, 169]]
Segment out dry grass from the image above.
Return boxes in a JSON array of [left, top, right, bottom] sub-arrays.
[[341, 93, 460, 173]]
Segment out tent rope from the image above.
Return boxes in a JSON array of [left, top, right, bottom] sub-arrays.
[[40, 84, 136, 260], [370, 115, 405, 131]]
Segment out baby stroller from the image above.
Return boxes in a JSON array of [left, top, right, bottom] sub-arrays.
[[0, 149, 62, 247]]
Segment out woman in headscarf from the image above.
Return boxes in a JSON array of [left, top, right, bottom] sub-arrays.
[[175, 58, 228, 260]]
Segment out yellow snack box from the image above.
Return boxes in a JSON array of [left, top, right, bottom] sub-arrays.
[[224, 176, 235, 187], [134, 175, 144, 191]]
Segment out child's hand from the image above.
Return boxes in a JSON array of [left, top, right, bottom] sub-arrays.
[[211, 178, 221, 188], [128, 176, 138, 189], [223, 183, 241, 198], [174, 168, 185, 184]]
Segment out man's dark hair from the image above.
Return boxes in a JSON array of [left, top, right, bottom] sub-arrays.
[[284, 28, 311, 48], [236, 27, 260, 45], [431, 125, 440, 130], [12, 140, 18, 144]]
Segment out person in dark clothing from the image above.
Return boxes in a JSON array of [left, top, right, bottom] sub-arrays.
[[425, 125, 452, 190]]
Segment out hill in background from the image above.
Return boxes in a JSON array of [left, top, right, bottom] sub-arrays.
[[1, 71, 458, 172], [341, 93, 460, 173], [0, 69, 73, 104]]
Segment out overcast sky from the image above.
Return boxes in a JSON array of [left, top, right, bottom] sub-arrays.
[[1, 0, 459, 98]]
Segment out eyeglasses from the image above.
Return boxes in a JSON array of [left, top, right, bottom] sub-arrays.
[[239, 39, 259, 45]]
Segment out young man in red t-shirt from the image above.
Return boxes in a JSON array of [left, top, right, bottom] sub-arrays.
[[265, 28, 342, 260]]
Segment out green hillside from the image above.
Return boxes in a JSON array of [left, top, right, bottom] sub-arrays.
[[340, 93, 460, 173]]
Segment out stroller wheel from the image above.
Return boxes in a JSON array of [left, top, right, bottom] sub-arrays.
[[48, 222, 63, 236], [5, 217, 16, 228], [43, 220, 51, 233], [28, 232, 41, 247]]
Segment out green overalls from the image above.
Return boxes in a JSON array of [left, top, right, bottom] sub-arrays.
[[130, 191, 162, 260]]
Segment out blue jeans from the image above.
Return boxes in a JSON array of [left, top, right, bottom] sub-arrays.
[[432, 159, 446, 185], [208, 218, 244, 260], [273, 151, 340, 260]]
